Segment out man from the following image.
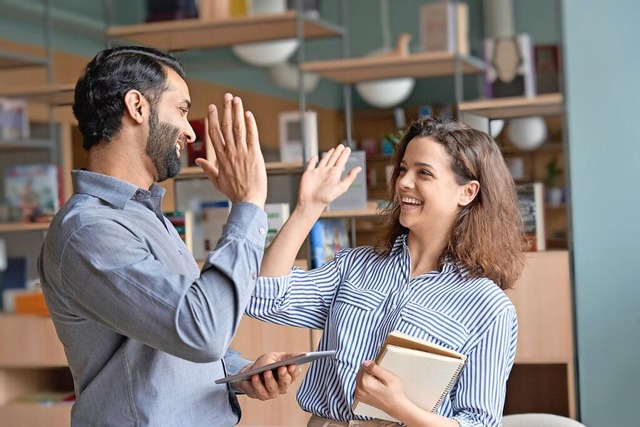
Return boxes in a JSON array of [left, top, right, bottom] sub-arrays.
[[38, 45, 301, 426]]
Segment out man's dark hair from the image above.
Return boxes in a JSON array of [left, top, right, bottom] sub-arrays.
[[73, 45, 185, 150]]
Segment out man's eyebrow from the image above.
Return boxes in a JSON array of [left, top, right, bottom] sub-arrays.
[[181, 99, 192, 109]]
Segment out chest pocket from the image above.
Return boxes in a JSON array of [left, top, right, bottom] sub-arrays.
[[399, 302, 469, 350], [333, 281, 386, 311]]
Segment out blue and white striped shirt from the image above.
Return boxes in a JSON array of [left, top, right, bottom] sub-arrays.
[[246, 234, 517, 427]]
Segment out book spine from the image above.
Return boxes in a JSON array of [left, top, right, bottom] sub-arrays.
[[309, 220, 326, 268]]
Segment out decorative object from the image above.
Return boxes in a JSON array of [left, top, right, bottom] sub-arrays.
[[355, 1, 415, 108], [460, 111, 504, 138], [420, 0, 469, 55], [484, 33, 537, 98], [278, 110, 318, 163], [545, 156, 563, 205], [355, 33, 415, 108], [356, 78, 415, 108], [231, 0, 298, 67], [507, 116, 547, 151], [268, 61, 319, 93], [232, 39, 299, 67]]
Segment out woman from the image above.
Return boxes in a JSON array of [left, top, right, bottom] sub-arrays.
[[245, 117, 526, 426]]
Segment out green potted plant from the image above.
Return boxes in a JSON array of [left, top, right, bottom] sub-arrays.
[[545, 156, 563, 206]]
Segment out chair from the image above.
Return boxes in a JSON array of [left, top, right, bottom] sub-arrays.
[[503, 413, 586, 427]]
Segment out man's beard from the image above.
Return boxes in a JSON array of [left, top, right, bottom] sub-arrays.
[[146, 106, 182, 182]]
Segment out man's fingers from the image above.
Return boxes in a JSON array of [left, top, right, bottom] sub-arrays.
[[221, 93, 235, 154], [232, 96, 247, 149], [245, 111, 260, 152], [206, 104, 225, 154]]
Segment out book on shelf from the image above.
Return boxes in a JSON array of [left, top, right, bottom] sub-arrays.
[[327, 150, 367, 212], [264, 202, 290, 247], [516, 182, 546, 251], [309, 218, 350, 268], [419, 1, 469, 56], [0, 256, 26, 311], [483, 33, 537, 99], [165, 210, 194, 254], [534, 44, 561, 94], [279, 110, 319, 163], [352, 330, 467, 422], [3, 163, 61, 223], [186, 118, 208, 167], [0, 97, 29, 140], [196, 200, 232, 260]]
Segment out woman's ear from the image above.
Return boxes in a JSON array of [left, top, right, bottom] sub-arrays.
[[459, 180, 480, 207], [123, 90, 146, 124]]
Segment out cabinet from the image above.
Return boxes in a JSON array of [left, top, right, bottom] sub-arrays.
[[0, 314, 73, 425]]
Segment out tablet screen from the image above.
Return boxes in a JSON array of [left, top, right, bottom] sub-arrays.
[[215, 350, 336, 384]]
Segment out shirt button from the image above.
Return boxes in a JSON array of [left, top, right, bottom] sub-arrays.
[[258, 227, 266, 235], [251, 272, 257, 280]]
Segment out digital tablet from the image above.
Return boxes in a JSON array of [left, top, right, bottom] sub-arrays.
[[215, 350, 336, 384]]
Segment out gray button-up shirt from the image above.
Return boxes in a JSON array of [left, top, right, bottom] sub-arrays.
[[38, 170, 268, 426]]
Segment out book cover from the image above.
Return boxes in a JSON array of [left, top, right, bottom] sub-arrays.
[[198, 200, 231, 259], [309, 218, 350, 268], [186, 118, 207, 167], [0, 97, 29, 140], [327, 151, 367, 212], [534, 44, 561, 94], [484, 33, 537, 99], [279, 110, 319, 163], [165, 210, 194, 254], [3, 163, 61, 223], [516, 182, 546, 251], [420, 1, 469, 56], [264, 202, 290, 247], [353, 330, 467, 422]]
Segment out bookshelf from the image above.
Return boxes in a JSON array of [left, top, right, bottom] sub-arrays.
[[301, 51, 483, 84], [458, 93, 564, 119], [0, 314, 73, 425], [107, 11, 343, 51]]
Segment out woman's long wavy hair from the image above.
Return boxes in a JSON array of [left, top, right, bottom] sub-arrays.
[[374, 116, 526, 289]]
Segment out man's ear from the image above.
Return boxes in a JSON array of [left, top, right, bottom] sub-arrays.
[[123, 90, 146, 124], [459, 180, 480, 207]]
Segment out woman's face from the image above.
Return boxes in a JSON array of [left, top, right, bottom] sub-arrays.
[[395, 137, 473, 235]]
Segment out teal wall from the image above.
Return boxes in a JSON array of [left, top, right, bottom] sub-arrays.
[[563, 0, 640, 425]]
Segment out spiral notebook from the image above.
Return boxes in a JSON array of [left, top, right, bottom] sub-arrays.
[[352, 330, 467, 422]]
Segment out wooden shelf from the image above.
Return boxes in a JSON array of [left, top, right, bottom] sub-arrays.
[[107, 11, 343, 51], [321, 201, 381, 218], [301, 52, 484, 84], [0, 222, 50, 233], [501, 141, 564, 154], [0, 49, 47, 70], [0, 84, 74, 106], [176, 161, 305, 180], [0, 138, 55, 151], [0, 402, 71, 426], [0, 315, 67, 367], [458, 94, 564, 119]]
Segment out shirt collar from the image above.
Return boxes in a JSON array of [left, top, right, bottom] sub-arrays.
[[394, 233, 460, 275], [72, 169, 166, 210]]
